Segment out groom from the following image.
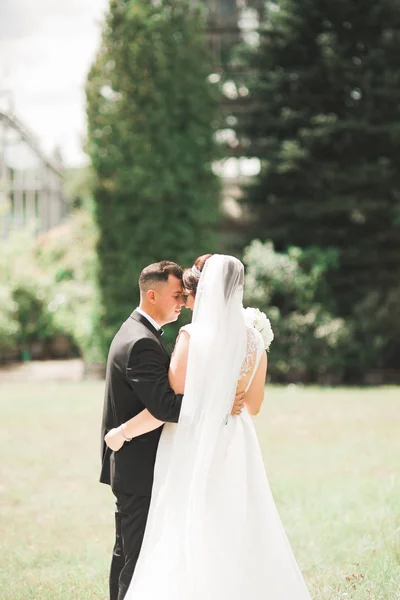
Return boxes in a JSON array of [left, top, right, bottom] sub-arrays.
[[100, 261, 185, 600], [100, 260, 245, 600]]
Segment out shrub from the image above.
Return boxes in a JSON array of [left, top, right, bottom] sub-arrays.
[[243, 239, 351, 383]]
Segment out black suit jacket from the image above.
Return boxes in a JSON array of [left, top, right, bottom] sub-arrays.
[[100, 310, 183, 496]]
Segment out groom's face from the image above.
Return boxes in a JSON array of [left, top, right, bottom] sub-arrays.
[[155, 275, 185, 324]]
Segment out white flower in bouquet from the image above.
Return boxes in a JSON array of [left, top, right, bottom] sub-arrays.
[[243, 307, 274, 350]]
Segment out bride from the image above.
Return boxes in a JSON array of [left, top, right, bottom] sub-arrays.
[[105, 254, 312, 600]]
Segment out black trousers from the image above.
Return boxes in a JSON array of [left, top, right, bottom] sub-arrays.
[[109, 492, 151, 600]]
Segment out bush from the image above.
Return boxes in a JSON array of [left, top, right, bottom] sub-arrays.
[[0, 227, 52, 360], [0, 286, 19, 359], [0, 210, 102, 364], [34, 209, 103, 363], [348, 286, 400, 382], [243, 239, 351, 383]]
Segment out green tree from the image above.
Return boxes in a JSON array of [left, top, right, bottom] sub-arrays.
[[86, 0, 220, 355], [238, 0, 400, 374]]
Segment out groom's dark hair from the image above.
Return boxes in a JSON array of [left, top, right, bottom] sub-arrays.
[[139, 261, 183, 292]]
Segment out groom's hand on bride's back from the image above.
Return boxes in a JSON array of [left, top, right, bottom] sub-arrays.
[[231, 392, 245, 416]]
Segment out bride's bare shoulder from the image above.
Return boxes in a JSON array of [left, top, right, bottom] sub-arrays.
[[179, 324, 192, 335], [171, 325, 191, 359]]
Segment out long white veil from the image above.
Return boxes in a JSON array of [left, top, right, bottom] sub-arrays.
[[127, 255, 247, 598]]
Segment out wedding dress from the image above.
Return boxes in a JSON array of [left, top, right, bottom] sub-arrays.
[[125, 255, 312, 600]]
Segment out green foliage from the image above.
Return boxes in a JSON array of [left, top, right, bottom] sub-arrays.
[[0, 211, 101, 363], [0, 287, 19, 356], [238, 0, 400, 376], [64, 166, 96, 210], [348, 285, 400, 378], [34, 210, 103, 363], [244, 240, 351, 382], [0, 227, 50, 359], [13, 286, 54, 347], [86, 0, 220, 355]]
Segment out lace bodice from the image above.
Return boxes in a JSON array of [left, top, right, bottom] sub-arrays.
[[239, 326, 259, 380], [238, 326, 264, 391]]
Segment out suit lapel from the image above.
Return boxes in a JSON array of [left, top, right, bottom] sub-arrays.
[[130, 310, 170, 358]]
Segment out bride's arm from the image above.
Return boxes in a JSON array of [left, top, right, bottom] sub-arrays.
[[121, 330, 190, 437], [169, 329, 190, 394], [105, 331, 190, 452], [104, 409, 164, 451], [245, 352, 268, 415]]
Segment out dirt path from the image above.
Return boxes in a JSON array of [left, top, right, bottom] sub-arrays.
[[0, 359, 85, 382]]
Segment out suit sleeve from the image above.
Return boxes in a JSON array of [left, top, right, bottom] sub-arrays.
[[126, 338, 182, 422]]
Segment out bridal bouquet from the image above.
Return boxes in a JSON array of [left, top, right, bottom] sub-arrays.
[[243, 307, 274, 351]]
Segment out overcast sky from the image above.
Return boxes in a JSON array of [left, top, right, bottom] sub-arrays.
[[0, 0, 108, 166]]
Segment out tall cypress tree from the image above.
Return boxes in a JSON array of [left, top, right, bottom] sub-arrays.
[[86, 0, 219, 354], [240, 0, 400, 322]]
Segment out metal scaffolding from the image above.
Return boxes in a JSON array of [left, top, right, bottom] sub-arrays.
[[0, 109, 67, 239]]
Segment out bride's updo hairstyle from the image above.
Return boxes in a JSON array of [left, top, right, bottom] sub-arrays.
[[183, 254, 213, 296]]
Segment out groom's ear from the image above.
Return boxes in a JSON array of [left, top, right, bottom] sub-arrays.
[[146, 289, 156, 304]]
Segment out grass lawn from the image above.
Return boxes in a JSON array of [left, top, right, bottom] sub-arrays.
[[0, 382, 399, 599]]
